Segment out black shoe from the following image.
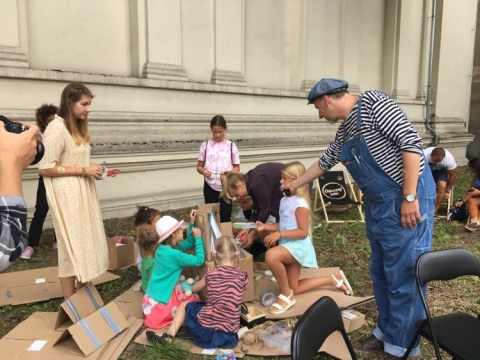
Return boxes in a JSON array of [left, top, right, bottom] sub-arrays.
[[146, 330, 174, 344], [352, 335, 384, 354], [176, 325, 192, 339]]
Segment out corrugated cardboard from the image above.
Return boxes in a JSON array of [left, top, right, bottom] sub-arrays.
[[114, 281, 145, 319], [0, 267, 120, 306], [0, 311, 143, 360], [252, 267, 374, 319], [53, 283, 130, 356], [106, 236, 136, 270], [341, 309, 366, 332]]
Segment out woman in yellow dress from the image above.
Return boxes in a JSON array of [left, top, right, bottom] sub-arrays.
[[39, 83, 108, 299]]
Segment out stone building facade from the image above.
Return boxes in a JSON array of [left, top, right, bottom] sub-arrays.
[[0, 0, 476, 221]]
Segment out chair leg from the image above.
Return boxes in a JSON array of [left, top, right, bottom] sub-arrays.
[[402, 331, 420, 360]]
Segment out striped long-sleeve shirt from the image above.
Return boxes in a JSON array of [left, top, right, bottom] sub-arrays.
[[197, 266, 249, 333], [0, 196, 27, 272], [319, 90, 425, 186]]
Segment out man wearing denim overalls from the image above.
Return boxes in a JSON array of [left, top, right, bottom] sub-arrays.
[[284, 78, 435, 359]]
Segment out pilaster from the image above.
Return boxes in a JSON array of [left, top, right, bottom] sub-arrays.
[[211, 0, 246, 86], [0, 0, 28, 68]]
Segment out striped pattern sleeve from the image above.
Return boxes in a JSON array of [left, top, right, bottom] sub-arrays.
[[0, 196, 27, 271], [197, 266, 249, 333], [319, 90, 424, 186]]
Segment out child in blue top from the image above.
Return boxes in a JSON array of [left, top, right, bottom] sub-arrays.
[[256, 161, 353, 315], [143, 210, 205, 329]]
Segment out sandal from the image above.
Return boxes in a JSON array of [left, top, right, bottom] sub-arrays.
[[269, 290, 296, 314], [332, 271, 354, 296], [146, 330, 174, 344], [464, 224, 476, 232]]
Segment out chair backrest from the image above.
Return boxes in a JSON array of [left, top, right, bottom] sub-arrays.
[[291, 296, 357, 360], [416, 248, 480, 287], [317, 171, 358, 205]]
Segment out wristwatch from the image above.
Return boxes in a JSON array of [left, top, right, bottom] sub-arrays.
[[403, 193, 417, 203]]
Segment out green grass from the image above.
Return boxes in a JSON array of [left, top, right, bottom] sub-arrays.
[[1, 165, 479, 359]]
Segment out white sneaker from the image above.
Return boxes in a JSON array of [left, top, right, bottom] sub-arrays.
[[20, 246, 34, 260]]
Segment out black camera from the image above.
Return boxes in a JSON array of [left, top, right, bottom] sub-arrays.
[[0, 115, 44, 165]]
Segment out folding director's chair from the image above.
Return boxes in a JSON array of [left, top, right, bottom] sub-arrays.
[[313, 171, 365, 223]]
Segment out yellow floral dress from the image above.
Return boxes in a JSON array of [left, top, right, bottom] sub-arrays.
[[39, 116, 108, 282]]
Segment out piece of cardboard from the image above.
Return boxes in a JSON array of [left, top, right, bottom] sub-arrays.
[[0, 267, 120, 306], [106, 236, 136, 270], [0, 311, 143, 360], [341, 308, 366, 332], [252, 265, 374, 319], [53, 283, 130, 356], [113, 281, 145, 320], [192, 248, 255, 303]]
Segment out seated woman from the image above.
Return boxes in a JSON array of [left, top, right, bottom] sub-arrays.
[[455, 158, 480, 232]]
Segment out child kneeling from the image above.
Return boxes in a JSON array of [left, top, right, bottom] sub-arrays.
[[147, 236, 249, 349]]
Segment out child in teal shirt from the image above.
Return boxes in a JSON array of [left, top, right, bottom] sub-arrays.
[[143, 210, 205, 329]]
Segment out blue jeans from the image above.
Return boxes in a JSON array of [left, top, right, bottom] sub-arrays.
[[365, 179, 435, 357]]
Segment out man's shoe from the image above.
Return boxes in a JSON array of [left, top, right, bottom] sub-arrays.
[[352, 335, 384, 354], [20, 246, 34, 260]]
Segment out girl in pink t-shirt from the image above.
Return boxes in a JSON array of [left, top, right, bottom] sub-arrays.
[[197, 115, 240, 222]]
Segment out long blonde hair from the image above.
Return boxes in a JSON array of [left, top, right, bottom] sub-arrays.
[[281, 161, 312, 235], [58, 82, 93, 145], [220, 171, 247, 204], [214, 236, 240, 267]]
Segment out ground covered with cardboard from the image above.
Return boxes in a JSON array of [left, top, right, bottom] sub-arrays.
[[1, 166, 479, 359]]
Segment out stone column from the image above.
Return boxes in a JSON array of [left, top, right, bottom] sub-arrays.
[[382, 0, 424, 99], [339, 0, 361, 94], [0, 0, 28, 68], [130, 0, 188, 81], [299, 0, 327, 91], [211, 0, 246, 86]]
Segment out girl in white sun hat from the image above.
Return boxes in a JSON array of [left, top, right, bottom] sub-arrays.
[[142, 209, 205, 329]]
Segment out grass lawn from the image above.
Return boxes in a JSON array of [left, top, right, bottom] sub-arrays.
[[1, 166, 479, 360]]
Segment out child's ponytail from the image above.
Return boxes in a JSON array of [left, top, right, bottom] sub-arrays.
[[214, 236, 240, 268]]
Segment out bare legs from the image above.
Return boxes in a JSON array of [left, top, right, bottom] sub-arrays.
[[167, 301, 188, 337], [60, 276, 85, 300], [435, 180, 447, 215], [265, 246, 348, 309]]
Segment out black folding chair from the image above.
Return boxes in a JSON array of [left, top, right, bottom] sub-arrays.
[[291, 296, 357, 360], [403, 248, 480, 360], [313, 171, 364, 223]]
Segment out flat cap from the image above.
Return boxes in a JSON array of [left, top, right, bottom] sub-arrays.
[[307, 78, 349, 104]]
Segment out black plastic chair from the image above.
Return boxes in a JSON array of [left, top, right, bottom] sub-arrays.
[[291, 296, 357, 360], [403, 248, 480, 360]]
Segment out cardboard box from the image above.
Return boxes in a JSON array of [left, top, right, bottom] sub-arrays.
[[53, 283, 130, 356], [0, 267, 120, 306], [341, 309, 365, 332], [240, 305, 266, 328], [192, 248, 255, 303], [106, 235, 136, 270], [0, 311, 143, 360]]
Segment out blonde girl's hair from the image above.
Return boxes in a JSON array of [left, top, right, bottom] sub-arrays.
[[136, 224, 159, 252], [58, 82, 93, 145], [220, 171, 247, 204], [281, 161, 312, 235], [214, 236, 240, 268]]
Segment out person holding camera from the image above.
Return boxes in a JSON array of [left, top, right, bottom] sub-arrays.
[[20, 104, 58, 260], [0, 117, 39, 271], [38, 82, 108, 299]]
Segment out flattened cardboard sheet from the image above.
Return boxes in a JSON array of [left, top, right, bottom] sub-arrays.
[[0, 267, 119, 306]]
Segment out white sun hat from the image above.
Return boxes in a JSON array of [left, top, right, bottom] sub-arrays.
[[156, 215, 188, 242]]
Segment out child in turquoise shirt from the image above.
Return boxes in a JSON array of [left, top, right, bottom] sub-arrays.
[[143, 210, 205, 329]]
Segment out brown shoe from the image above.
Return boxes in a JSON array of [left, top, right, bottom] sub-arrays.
[[352, 335, 384, 354]]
